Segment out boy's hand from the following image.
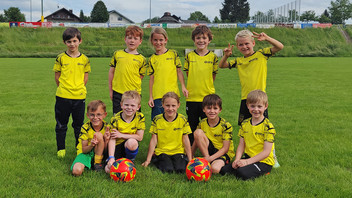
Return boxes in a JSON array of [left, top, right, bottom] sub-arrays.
[[91, 134, 98, 146], [182, 87, 189, 98], [141, 160, 150, 167], [107, 158, 115, 167], [104, 126, 110, 141], [223, 43, 234, 57], [252, 32, 269, 41], [148, 98, 154, 108], [110, 129, 124, 139], [235, 159, 249, 168]]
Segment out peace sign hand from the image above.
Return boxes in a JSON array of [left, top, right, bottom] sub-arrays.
[[223, 43, 234, 57]]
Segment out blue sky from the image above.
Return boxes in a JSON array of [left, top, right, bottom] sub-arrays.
[[0, 0, 332, 23]]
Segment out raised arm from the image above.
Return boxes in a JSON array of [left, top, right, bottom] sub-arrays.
[[252, 32, 284, 54], [218, 43, 234, 68]]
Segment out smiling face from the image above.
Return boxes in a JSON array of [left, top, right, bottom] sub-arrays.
[[64, 36, 81, 55], [87, 105, 107, 129], [203, 104, 221, 121], [194, 33, 210, 51], [247, 101, 268, 121], [125, 34, 142, 52], [151, 33, 168, 54], [236, 36, 255, 57], [162, 97, 180, 120], [121, 98, 140, 118]]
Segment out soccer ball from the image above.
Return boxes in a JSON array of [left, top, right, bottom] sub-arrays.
[[186, 157, 211, 181], [110, 158, 136, 182]]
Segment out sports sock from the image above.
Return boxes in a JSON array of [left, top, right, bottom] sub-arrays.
[[94, 155, 103, 164], [125, 147, 139, 161]]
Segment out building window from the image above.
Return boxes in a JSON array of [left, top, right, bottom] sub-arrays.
[[118, 17, 122, 21]]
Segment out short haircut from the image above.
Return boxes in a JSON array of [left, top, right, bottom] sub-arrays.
[[125, 25, 143, 39], [162, 92, 180, 104], [149, 27, 168, 44], [202, 94, 222, 109], [235, 29, 254, 42], [192, 25, 213, 41], [121, 90, 141, 104], [63, 27, 81, 42], [246, 90, 268, 106], [87, 100, 106, 113]]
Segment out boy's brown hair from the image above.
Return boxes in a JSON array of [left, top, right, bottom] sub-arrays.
[[162, 92, 180, 104], [246, 90, 268, 106], [125, 25, 144, 39], [202, 94, 222, 109], [87, 100, 106, 113], [191, 25, 213, 41], [121, 90, 141, 104], [63, 27, 81, 42]]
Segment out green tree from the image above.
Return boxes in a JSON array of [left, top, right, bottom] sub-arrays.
[[4, 7, 26, 22], [0, 14, 6, 22], [90, 0, 109, 23], [79, 10, 90, 22], [301, 10, 317, 22], [188, 11, 210, 22], [213, 16, 221, 23], [220, 0, 249, 23], [329, 0, 352, 24], [142, 16, 160, 24], [319, 9, 331, 23]]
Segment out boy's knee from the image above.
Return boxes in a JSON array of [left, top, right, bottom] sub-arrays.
[[125, 139, 138, 150], [193, 129, 203, 137], [72, 164, 84, 176]]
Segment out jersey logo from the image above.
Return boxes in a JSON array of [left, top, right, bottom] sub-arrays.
[[77, 63, 85, 66], [204, 61, 213, 64], [248, 58, 258, 63], [133, 59, 141, 64], [173, 127, 182, 131], [166, 58, 173, 60]]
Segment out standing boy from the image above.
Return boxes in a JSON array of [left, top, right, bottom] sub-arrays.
[[184, 25, 218, 143], [220, 90, 276, 180], [71, 100, 110, 176], [54, 27, 91, 158], [219, 30, 283, 125], [109, 25, 147, 114], [105, 91, 145, 173], [192, 94, 235, 174]]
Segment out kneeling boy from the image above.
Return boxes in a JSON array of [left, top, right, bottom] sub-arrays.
[[71, 100, 110, 176], [192, 94, 235, 173]]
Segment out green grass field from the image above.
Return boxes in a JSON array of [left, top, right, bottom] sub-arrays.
[[0, 57, 352, 197]]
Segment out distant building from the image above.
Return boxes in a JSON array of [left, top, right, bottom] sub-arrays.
[[156, 12, 207, 24], [108, 10, 134, 24], [43, 8, 82, 23]]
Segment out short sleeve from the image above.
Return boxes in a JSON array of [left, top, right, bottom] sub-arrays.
[[175, 51, 182, 68], [264, 122, 276, 143], [183, 53, 190, 71], [137, 113, 146, 130], [228, 58, 237, 69], [222, 121, 233, 141], [139, 56, 147, 76], [53, 55, 62, 72], [147, 57, 154, 76], [213, 54, 219, 74], [109, 51, 117, 68]]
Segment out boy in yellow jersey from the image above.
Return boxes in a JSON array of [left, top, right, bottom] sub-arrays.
[[105, 91, 145, 173], [71, 100, 110, 175], [109, 25, 147, 114], [184, 25, 218, 143], [192, 94, 235, 174], [53, 27, 91, 158], [219, 30, 284, 126], [220, 90, 276, 180], [142, 92, 192, 173]]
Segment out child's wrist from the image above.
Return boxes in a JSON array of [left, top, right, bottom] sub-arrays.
[[106, 156, 115, 162]]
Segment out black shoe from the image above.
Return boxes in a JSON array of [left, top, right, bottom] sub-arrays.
[[94, 163, 103, 171]]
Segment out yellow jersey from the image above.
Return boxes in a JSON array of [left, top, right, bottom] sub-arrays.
[[76, 120, 108, 155]]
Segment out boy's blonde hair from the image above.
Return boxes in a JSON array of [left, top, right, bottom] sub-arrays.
[[162, 92, 180, 104], [87, 100, 106, 112], [192, 25, 213, 41], [246, 90, 268, 106], [149, 27, 168, 44], [125, 25, 143, 39], [235, 29, 254, 42], [121, 90, 141, 104]]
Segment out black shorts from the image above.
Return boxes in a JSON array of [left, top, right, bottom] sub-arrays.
[[186, 101, 206, 144], [208, 140, 230, 164], [112, 91, 123, 114], [113, 140, 127, 159], [152, 153, 188, 173], [238, 99, 268, 126]]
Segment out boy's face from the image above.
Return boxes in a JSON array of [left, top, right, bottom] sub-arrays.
[[194, 33, 210, 51], [151, 33, 167, 52], [236, 37, 255, 57], [162, 97, 180, 118], [64, 36, 81, 54], [247, 101, 268, 120], [87, 106, 107, 128], [120, 98, 140, 117], [203, 105, 221, 120], [125, 34, 142, 51]]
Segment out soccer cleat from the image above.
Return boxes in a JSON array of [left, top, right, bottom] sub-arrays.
[[273, 149, 280, 168], [94, 163, 104, 172], [57, 149, 66, 158]]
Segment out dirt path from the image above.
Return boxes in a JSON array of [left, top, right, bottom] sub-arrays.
[[337, 25, 352, 44]]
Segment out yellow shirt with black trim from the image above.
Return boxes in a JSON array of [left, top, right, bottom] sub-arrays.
[[238, 117, 276, 166], [109, 50, 147, 94], [197, 117, 235, 160], [150, 113, 191, 156], [228, 47, 273, 99], [184, 50, 218, 102], [76, 120, 108, 155], [53, 52, 91, 99], [109, 111, 145, 146], [147, 49, 181, 99]]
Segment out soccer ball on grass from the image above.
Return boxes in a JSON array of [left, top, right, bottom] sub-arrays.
[[110, 158, 136, 182], [186, 157, 211, 181]]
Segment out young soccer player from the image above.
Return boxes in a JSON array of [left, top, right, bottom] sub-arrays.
[[184, 25, 218, 143], [192, 94, 235, 174], [147, 27, 188, 120], [219, 30, 284, 126], [71, 100, 110, 176], [142, 92, 192, 173], [105, 90, 145, 173], [220, 90, 276, 180], [53, 27, 91, 158], [109, 25, 147, 114]]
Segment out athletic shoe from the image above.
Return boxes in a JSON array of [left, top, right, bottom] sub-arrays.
[[57, 149, 66, 158], [94, 163, 103, 172]]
